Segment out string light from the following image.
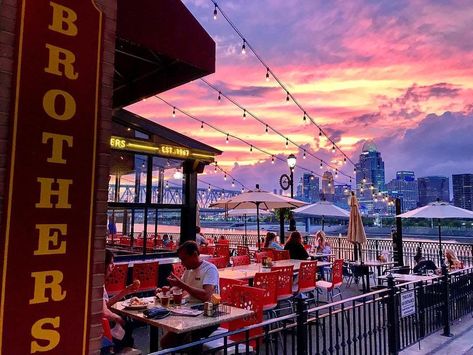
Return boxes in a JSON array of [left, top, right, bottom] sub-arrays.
[[335, 169, 338, 177], [250, 145, 253, 153], [332, 144, 336, 153], [265, 125, 269, 134], [165, 181, 169, 189], [242, 109, 246, 120], [363, 177, 366, 183], [319, 129, 322, 138], [344, 157, 347, 164], [303, 112, 307, 123], [303, 150, 306, 159], [214, 163, 217, 173], [213, 4, 217, 20], [241, 39, 246, 54], [285, 138, 288, 149], [286, 91, 290, 102], [200, 121, 204, 130], [226, 134, 229, 144], [310, 174, 314, 180], [208, 185, 211, 192], [217, 91, 221, 101], [271, 155, 275, 164], [232, 180, 235, 187], [353, 168, 356, 175], [172, 107, 176, 117], [265, 68, 270, 82], [224, 173, 227, 181], [320, 162, 323, 169], [241, 187, 244, 193]]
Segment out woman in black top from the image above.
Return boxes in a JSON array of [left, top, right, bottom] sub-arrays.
[[284, 231, 309, 260]]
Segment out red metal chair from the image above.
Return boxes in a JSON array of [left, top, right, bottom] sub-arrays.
[[132, 261, 159, 292], [199, 245, 215, 255], [294, 261, 317, 297], [105, 264, 128, 296], [146, 238, 155, 249], [231, 255, 251, 267], [119, 236, 130, 246], [172, 263, 186, 279], [237, 245, 250, 256], [219, 278, 248, 303], [215, 244, 230, 265], [253, 271, 279, 312], [272, 250, 290, 261], [316, 259, 344, 302], [167, 241, 176, 250], [271, 265, 294, 303], [207, 256, 228, 269], [255, 251, 272, 263]]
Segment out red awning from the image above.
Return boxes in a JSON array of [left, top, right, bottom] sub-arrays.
[[114, 0, 215, 108]]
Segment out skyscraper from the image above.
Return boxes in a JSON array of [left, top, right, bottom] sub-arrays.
[[452, 174, 473, 211], [334, 184, 351, 209], [386, 171, 418, 212], [418, 176, 450, 206], [302, 173, 319, 203], [321, 171, 334, 201]]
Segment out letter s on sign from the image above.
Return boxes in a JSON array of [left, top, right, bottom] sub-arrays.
[[30, 317, 61, 353]]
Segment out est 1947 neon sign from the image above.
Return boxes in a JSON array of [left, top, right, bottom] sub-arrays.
[[110, 136, 190, 158]]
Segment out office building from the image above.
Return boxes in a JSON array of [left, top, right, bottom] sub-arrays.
[[321, 171, 335, 201], [452, 174, 473, 211], [386, 171, 418, 212], [334, 184, 351, 209], [302, 173, 319, 203], [418, 176, 450, 206]]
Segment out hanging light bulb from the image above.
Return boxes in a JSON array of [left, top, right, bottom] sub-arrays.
[[286, 91, 290, 102], [231, 180, 235, 187], [265, 125, 269, 134], [217, 91, 221, 101], [350, 178, 352, 183], [172, 107, 176, 118], [250, 145, 253, 153], [320, 161, 323, 169], [335, 169, 338, 177], [285, 138, 288, 149], [242, 109, 246, 120], [319, 129, 322, 138], [328, 182, 332, 187], [208, 185, 211, 192], [241, 187, 244, 193], [241, 39, 246, 54], [224, 173, 227, 181], [303, 112, 307, 123], [271, 155, 275, 164], [214, 163, 217, 173], [200, 121, 204, 130], [343, 157, 347, 164], [363, 177, 366, 183], [353, 168, 356, 175], [303, 150, 306, 159], [331, 144, 336, 153], [213, 4, 217, 20], [165, 181, 169, 189], [141, 162, 145, 168], [310, 174, 314, 180], [226, 134, 229, 144], [265, 68, 270, 82]]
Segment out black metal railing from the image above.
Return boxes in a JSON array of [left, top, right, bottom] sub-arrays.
[[147, 267, 473, 355]]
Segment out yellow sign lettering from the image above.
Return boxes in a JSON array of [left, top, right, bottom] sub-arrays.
[[35, 224, 67, 256], [35, 178, 73, 209], [30, 317, 61, 353], [44, 44, 78, 80], [42, 89, 76, 121], [30, 271, 67, 304], [48, 1, 78, 36], [42, 132, 73, 164]]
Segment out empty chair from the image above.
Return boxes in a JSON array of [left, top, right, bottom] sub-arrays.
[[215, 244, 230, 265], [316, 259, 344, 302], [105, 263, 128, 296], [172, 263, 186, 279], [253, 271, 279, 312], [272, 250, 290, 261], [146, 238, 155, 249], [294, 261, 317, 298], [207, 256, 228, 269], [237, 245, 250, 256], [219, 278, 248, 303], [199, 245, 215, 255], [132, 261, 159, 293], [271, 265, 294, 304], [231, 255, 251, 267], [255, 251, 273, 263]]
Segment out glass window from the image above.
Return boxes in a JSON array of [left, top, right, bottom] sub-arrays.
[[151, 157, 184, 204]]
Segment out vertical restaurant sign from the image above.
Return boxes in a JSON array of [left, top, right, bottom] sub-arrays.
[[0, 0, 102, 354]]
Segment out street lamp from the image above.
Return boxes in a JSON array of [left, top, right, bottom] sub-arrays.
[[278, 154, 297, 243], [287, 154, 296, 198]]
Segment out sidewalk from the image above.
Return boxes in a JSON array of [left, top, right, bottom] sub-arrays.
[[401, 314, 473, 355]]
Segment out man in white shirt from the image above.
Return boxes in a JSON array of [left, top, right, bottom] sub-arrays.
[[160, 241, 219, 349], [195, 226, 208, 246]]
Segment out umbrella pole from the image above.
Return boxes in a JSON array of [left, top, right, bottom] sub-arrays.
[[321, 215, 325, 231], [244, 214, 248, 246], [256, 203, 261, 250]]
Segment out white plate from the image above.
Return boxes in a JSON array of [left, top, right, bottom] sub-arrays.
[[122, 300, 149, 310]]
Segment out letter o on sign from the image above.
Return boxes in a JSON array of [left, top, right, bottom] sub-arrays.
[[42, 89, 76, 121]]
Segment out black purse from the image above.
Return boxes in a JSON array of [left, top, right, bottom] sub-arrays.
[[143, 307, 170, 319]]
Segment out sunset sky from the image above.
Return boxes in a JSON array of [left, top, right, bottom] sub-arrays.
[[128, 0, 473, 192]]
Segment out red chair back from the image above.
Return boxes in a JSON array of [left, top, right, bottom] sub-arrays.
[[199, 245, 215, 255], [105, 264, 128, 295], [146, 238, 155, 249], [219, 278, 247, 303], [156, 239, 164, 248], [132, 261, 159, 291], [237, 245, 250, 256], [228, 285, 264, 347], [167, 241, 176, 250], [215, 244, 230, 264], [272, 250, 290, 261], [253, 271, 279, 310], [271, 265, 294, 300], [298, 261, 317, 293], [102, 317, 112, 341], [255, 251, 271, 263], [119, 237, 130, 246], [231, 255, 251, 267], [172, 263, 186, 278], [135, 238, 144, 247], [207, 256, 228, 269], [261, 248, 275, 259], [331, 259, 344, 287]]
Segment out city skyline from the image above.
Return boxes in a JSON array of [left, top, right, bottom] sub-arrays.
[[128, 0, 473, 192]]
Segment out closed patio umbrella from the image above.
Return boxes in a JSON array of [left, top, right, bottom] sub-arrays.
[[210, 185, 306, 249], [293, 200, 349, 230], [347, 192, 367, 261], [397, 200, 473, 265]]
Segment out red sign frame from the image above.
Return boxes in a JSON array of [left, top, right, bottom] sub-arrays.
[[0, 0, 102, 353]]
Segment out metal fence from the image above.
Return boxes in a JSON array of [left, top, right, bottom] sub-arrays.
[[149, 267, 473, 355]]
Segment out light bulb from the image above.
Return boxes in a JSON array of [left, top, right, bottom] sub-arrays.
[[332, 144, 336, 153], [271, 156, 274, 164], [265, 68, 270, 82], [218, 92, 221, 101], [335, 170, 338, 176], [319, 130, 322, 137], [213, 5, 217, 20], [243, 110, 246, 120], [200, 122, 204, 130], [250, 145, 253, 153], [224, 174, 227, 181], [226, 134, 229, 144], [172, 107, 176, 117], [286, 91, 290, 102], [303, 113, 307, 123], [265, 125, 269, 134], [343, 157, 347, 164], [303, 151, 306, 159], [320, 162, 323, 169], [285, 138, 288, 149], [208, 185, 211, 192], [241, 40, 246, 55], [232, 180, 235, 187]]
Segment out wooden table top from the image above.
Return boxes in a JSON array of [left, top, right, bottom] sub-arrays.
[[112, 297, 253, 334], [219, 259, 331, 280]]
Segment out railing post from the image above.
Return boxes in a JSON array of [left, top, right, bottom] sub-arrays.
[[442, 265, 453, 337], [296, 296, 308, 355], [387, 275, 400, 355], [338, 237, 341, 259]]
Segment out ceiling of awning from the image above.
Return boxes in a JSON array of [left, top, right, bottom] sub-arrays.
[[114, 0, 215, 109]]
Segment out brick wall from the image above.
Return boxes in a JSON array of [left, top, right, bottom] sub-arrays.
[[0, 0, 117, 353]]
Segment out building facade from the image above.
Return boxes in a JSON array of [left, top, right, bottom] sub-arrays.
[[334, 184, 351, 209], [418, 176, 450, 206], [386, 171, 418, 212], [321, 171, 335, 201], [452, 174, 473, 211], [301, 173, 319, 203]]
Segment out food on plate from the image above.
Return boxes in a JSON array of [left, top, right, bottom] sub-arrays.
[[210, 294, 221, 306], [128, 297, 147, 306]]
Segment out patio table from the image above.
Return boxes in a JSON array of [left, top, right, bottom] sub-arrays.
[[377, 273, 441, 284], [112, 296, 253, 352], [347, 260, 397, 290]]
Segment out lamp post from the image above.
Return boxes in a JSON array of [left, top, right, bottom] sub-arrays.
[[287, 154, 297, 198], [279, 154, 297, 243]]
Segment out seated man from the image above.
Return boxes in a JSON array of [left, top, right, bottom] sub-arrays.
[[413, 254, 437, 275], [195, 226, 208, 246], [160, 241, 219, 349]]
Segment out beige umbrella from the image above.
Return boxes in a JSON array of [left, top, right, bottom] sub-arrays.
[[210, 185, 306, 248], [347, 192, 367, 260]]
